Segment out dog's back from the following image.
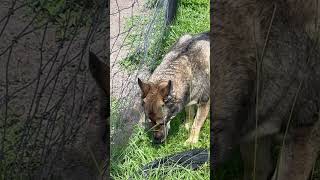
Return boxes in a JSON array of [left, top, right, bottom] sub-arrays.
[[149, 33, 210, 105]]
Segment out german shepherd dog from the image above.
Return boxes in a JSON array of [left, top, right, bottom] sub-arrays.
[[138, 33, 210, 144], [212, 0, 320, 180]]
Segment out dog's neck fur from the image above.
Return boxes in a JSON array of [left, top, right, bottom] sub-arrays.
[[149, 54, 193, 106]]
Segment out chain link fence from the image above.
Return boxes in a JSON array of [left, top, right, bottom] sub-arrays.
[[110, 0, 177, 152]]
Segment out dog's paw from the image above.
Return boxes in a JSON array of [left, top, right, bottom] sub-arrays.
[[184, 136, 199, 146]]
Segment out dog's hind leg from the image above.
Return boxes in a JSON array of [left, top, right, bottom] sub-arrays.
[[240, 136, 273, 180], [185, 105, 196, 131], [184, 101, 210, 145], [271, 120, 320, 180]]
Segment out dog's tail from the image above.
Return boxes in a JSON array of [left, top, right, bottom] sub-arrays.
[[141, 148, 209, 176]]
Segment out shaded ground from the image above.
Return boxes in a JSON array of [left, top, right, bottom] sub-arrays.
[[0, 0, 107, 178]]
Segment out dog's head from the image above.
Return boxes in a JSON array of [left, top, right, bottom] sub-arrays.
[[138, 78, 179, 144]]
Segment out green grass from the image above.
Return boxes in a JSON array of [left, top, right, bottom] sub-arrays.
[[119, 0, 210, 72], [162, 0, 209, 53], [111, 112, 210, 179]]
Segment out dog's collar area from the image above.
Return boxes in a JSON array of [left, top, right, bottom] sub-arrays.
[[147, 117, 174, 132], [163, 115, 175, 124], [164, 94, 184, 104]]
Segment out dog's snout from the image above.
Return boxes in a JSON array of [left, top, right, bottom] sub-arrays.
[[154, 131, 163, 139], [154, 138, 162, 144], [154, 131, 164, 144]]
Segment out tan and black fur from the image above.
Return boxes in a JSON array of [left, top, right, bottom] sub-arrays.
[[138, 33, 210, 144]]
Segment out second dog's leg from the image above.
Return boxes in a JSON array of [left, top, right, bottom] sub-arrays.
[[185, 101, 210, 145]]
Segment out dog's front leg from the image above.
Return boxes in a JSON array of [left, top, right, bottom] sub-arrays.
[[271, 122, 320, 180], [185, 105, 196, 131], [184, 101, 210, 145]]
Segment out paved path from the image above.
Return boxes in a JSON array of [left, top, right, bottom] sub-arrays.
[[110, 0, 150, 101], [110, 0, 155, 148]]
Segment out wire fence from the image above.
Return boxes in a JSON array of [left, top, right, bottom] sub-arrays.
[[0, 0, 108, 179], [110, 0, 178, 151]]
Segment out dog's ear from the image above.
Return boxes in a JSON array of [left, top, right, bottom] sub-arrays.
[[89, 51, 109, 95], [159, 80, 172, 98], [138, 78, 150, 98], [88, 51, 109, 168]]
